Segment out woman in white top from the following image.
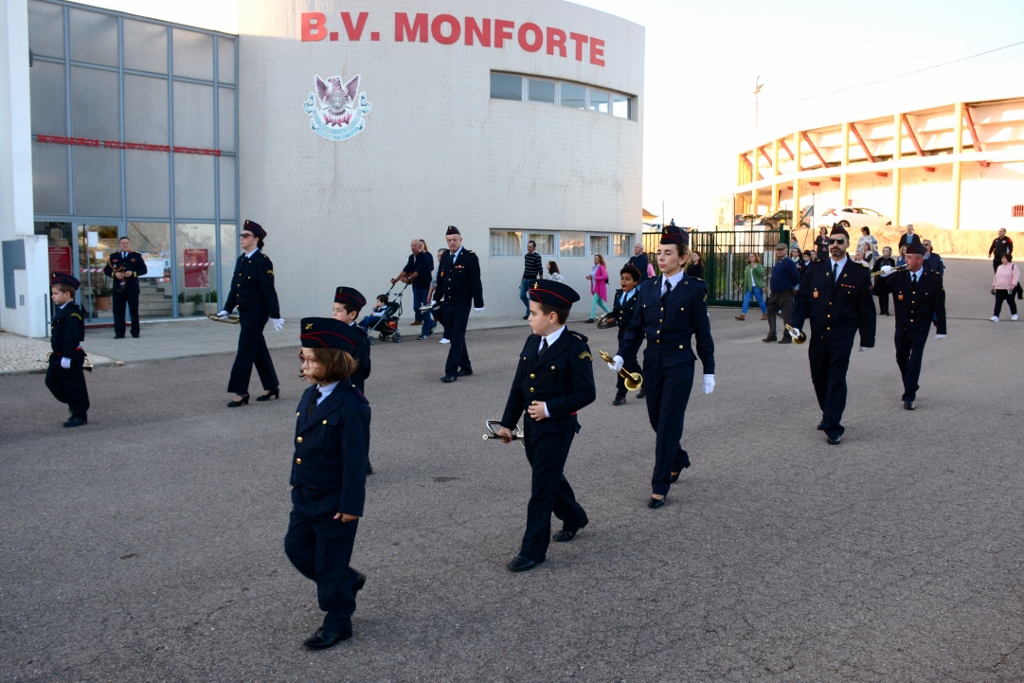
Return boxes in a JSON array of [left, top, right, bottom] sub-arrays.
[[857, 227, 878, 257], [546, 261, 565, 283]]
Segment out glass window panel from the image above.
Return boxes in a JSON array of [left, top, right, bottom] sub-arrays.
[[173, 81, 214, 148], [124, 74, 168, 144], [124, 19, 168, 74], [218, 87, 235, 151], [588, 89, 610, 114], [219, 156, 236, 220], [73, 146, 121, 216], [559, 231, 585, 258], [174, 154, 215, 218], [528, 79, 555, 104], [611, 234, 632, 257], [29, 0, 65, 59], [489, 230, 522, 257], [127, 222, 173, 318], [219, 223, 236, 308], [589, 235, 609, 256], [32, 141, 69, 214], [172, 29, 213, 81], [218, 37, 235, 84], [30, 60, 66, 136], [175, 222, 216, 312], [612, 94, 630, 119], [68, 8, 118, 66], [70, 66, 119, 140], [527, 233, 554, 255], [125, 151, 170, 217], [561, 83, 585, 109], [490, 73, 522, 101]]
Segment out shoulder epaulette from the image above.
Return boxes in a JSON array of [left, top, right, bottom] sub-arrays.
[[466, 249, 475, 254], [349, 384, 369, 404], [569, 330, 589, 343], [261, 253, 270, 259]]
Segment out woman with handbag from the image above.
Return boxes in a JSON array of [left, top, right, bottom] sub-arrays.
[[585, 254, 610, 323]]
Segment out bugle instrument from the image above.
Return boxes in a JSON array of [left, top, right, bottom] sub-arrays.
[[206, 312, 240, 324], [784, 324, 806, 345], [871, 264, 907, 278], [42, 352, 93, 372], [482, 419, 523, 444], [598, 350, 642, 391], [596, 314, 616, 329], [111, 264, 127, 292]]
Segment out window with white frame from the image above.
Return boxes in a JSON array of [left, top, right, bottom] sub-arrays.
[[489, 229, 523, 257], [528, 78, 555, 104], [490, 72, 635, 121], [559, 231, 586, 258], [589, 235, 609, 256], [489, 230, 635, 258], [611, 234, 633, 257], [527, 233, 555, 255]]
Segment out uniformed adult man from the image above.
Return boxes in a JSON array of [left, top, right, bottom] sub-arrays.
[[789, 225, 876, 445], [627, 243, 650, 281], [102, 236, 148, 338], [988, 228, 1013, 273], [609, 225, 715, 508], [433, 226, 484, 383], [882, 244, 946, 410]]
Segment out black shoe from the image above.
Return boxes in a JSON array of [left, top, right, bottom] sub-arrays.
[[762, 336, 777, 343], [904, 399, 915, 411], [353, 572, 366, 594], [553, 527, 581, 542], [647, 496, 666, 509], [612, 396, 625, 406], [441, 374, 458, 383], [256, 388, 280, 402], [63, 416, 88, 428], [506, 555, 544, 572], [826, 435, 842, 445], [456, 368, 473, 377], [636, 388, 646, 399], [585, 318, 595, 323], [114, 335, 125, 339], [778, 338, 792, 344], [131, 334, 140, 338], [670, 471, 681, 483], [303, 628, 352, 650], [817, 420, 827, 431], [227, 394, 250, 407]]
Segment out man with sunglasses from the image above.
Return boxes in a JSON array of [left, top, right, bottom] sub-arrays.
[[789, 226, 876, 445]]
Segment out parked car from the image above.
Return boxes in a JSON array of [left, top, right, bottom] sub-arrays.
[[755, 206, 812, 231], [734, 213, 758, 228], [821, 207, 892, 230]]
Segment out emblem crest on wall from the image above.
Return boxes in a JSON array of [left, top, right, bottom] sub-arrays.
[[303, 74, 372, 141]]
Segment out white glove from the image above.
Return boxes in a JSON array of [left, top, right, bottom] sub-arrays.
[[217, 310, 229, 319], [474, 307, 484, 313], [880, 265, 893, 277], [608, 355, 624, 373], [60, 357, 71, 369], [935, 334, 946, 340], [702, 374, 715, 394], [271, 318, 285, 332]]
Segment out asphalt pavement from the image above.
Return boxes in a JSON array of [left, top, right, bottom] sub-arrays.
[[1, 258, 1022, 682]]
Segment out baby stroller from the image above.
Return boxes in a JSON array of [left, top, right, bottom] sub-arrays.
[[368, 281, 408, 345]]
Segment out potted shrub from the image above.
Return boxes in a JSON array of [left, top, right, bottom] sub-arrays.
[[203, 289, 220, 316], [189, 292, 205, 315], [93, 283, 113, 311], [177, 290, 195, 317]]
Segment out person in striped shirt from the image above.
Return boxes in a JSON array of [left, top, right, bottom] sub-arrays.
[[519, 241, 544, 320]]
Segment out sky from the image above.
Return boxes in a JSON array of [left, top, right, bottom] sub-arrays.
[[83, 0, 1024, 227]]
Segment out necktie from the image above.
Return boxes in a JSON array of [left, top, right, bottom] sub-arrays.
[[832, 263, 839, 288], [540, 338, 548, 355], [912, 273, 917, 284], [306, 387, 322, 419], [662, 281, 672, 303], [121, 252, 126, 259]]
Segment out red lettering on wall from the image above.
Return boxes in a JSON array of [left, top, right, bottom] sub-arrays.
[[569, 32, 588, 61], [494, 19, 514, 48], [36, 135, 219, 156], [589, 37, 605, 66], [465, 17, 490, 46], [431, 14, 460, 45], [300, 12, 327, 41], [546, 27, 567, 57], [395, 12, 428, 42], [341, 12, 368, 41], [517, 23, 542, 52]]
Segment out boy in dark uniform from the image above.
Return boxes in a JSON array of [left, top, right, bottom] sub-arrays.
[[331, 286, 374, 473], [604, 264, 642, 406], [285, 318, 370, 650], [433, 225, 484, 383], [46, 274, 90, 427], [610, 225, 716, 508], [496, 280, 596, 572]]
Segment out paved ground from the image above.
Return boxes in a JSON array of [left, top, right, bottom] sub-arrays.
[[2, 258, 1022, 682]]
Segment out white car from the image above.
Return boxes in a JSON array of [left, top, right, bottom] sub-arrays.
[[821, 207, 892, 230]]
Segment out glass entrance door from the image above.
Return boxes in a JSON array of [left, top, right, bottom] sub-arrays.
[[77, 224, 121, 323]]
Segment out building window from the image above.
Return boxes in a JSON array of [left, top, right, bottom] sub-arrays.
[[490, 72, 634, 120], [561, 83, 585, 109], [1012, 204, 1024, 218], [490, 73, 523, 101], [590, 235, 609, 256], [490, 230, 523, 257], [588, 89, 610, 114], [612, 94, 630, 120], [528, 233, 555, 255], [528, 79, 555, 104], [611, 233, 632, 257], [559, 231, 586, 258]]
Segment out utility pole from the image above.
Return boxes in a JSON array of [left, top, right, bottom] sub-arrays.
[[754, 76, 763, 128]]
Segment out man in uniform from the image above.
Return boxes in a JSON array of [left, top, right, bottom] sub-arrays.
[[627, 243, 650, 282], [883, 244, 946, 410], [46, 273, 90, 427], [433, 226, 484, 383], [609, 225, 716, 508], [789, 225, 876, 445], [764, 242, 800, 344], [102, 236, 148, 338], [988, 228, 1013, 273]]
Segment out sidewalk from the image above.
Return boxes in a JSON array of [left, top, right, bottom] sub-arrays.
[[0, 333, 121, 375]]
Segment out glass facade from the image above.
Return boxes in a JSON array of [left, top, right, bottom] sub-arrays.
[[28, 0, 238, 322]]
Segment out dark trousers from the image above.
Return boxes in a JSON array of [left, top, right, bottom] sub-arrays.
[[227, 311, 279, 395], [412, 287, 433, 333], [45, 353, 90, 419], [444, 303, 471, 375], [615, 329, 640, 398], [894, 329, 927, 401], [765, 290, 794, 339], [994, 289, 1017, 317], [112, 287, 140, 337], [519, 418, 587, 562], [807, 334, 854, 439], [875, 289, 891, 314], [284, 486, 361, 632], [435, 303, 449, 339], [642, 354, 693, 496]]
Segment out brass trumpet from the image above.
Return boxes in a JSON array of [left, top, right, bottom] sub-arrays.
[[784, 324, 807, 345], [870, 264, 907, 278], [598, 350, 642, 391], [596, 314, 616, 329], [206, 313, 240, 324], [483, 419, 523, 444]]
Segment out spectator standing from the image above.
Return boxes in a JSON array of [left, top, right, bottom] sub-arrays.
[[585, 254, 610, 323], [391, 239, 434, 337], [735, 253, 767, 321], [989, 228, 1013, 273], [857, 227, 878, 259], [518, 240, 544, 319], [764, 243, 800, 343], [991, 254, 1020, 321], [922, 240, 944, 276], [686, 251, 704, 279], [627, 243, 650, 281], [872, 246, 896, 315], [896, 246, 908, 268], [898, 224, 922, 251], [547, 261, 565, 283], [814, 226, 830, 261]]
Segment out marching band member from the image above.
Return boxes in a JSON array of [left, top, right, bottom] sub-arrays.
[[606, 264, 642, 406], [46, 274, 90, 427], [433, 226, 484, 383], [102, 236, 148, 339], [332, 286, 374, 474]]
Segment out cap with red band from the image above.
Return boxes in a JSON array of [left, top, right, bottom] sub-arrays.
[[526, 279, 580, 310]]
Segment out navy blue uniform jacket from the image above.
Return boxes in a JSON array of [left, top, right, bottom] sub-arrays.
[[500, 329, 596, 431], [890, 269, 946, 340], [616, 274, 715, 375], [102, 251, 148, 294], [223, 250, 280, 318], [351, 326, 371, 391], [791, 259, 876, 347], [434, 249, 484, 307], [290, 381, 370, 517], [51, 302, 85, 356]]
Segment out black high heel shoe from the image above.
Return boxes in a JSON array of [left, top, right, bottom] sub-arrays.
[[256, 388, 280, 402], [227, 393, 250, 408]]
